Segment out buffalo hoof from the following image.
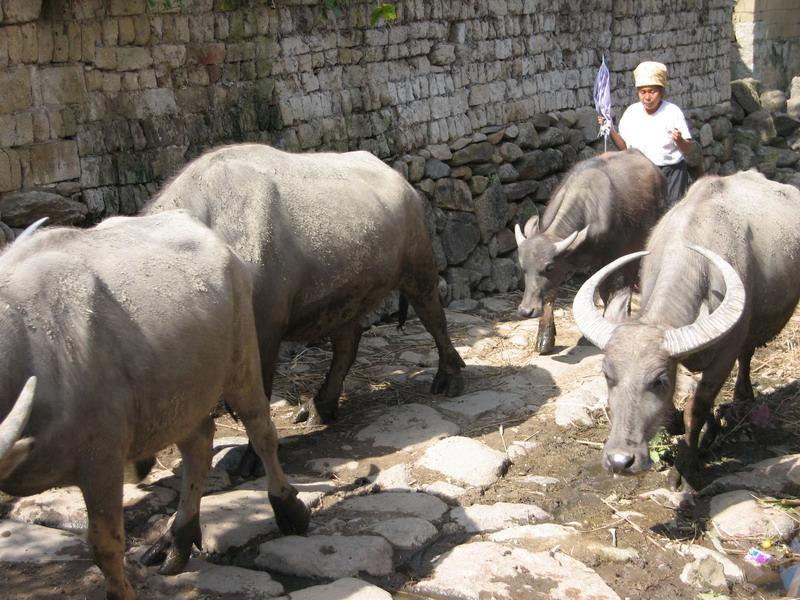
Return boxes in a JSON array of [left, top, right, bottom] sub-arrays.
[[535, 323, 556, 354], [237, 442, 266, 478], [430, 371, 464, 397], [291, 405, 310, 424], [140, 533, 192, 576], [270, 488, 311, 535], [291, 403, 335, 426], [141, 517, 201, 575]]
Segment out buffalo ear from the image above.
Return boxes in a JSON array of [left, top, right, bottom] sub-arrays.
[[522, 215, 540, 239], [553, 225, 589, 256], [0, 438, 33, 481]]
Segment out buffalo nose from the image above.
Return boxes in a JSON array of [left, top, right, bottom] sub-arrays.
[[518, 306, 533, 318], [605, 452, 636, 473]]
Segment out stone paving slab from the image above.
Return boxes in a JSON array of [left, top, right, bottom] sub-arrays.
[[255, 534, 394, 579], [450, 501, 552, 533], [416, 435, 509, 487], [278, 577, 393, 600], [411, 541, 622, 600], [0, 519, 89, 562], [354, 403, 460, 450], [157, 556, 285, 598], [2, 293, 796, 599]]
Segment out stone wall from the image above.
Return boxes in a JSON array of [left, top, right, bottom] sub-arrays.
[[0, 0, 731, 222], [4, 0, 794, 305], [732, 0, 800, 91]]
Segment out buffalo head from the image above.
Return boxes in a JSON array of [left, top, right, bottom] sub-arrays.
[[515, 215, 588, 318], [572, 246, 745, 474]]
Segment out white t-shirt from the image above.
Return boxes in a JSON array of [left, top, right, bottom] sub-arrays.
[[618, 100, 691, 166]]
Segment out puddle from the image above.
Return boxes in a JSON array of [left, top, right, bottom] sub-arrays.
[[779, 537, 800, 596]]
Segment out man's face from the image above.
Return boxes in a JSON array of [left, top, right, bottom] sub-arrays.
[[637, 85, 664, 114]]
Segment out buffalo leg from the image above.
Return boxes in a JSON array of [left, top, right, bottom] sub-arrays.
[[80, 461, 135, 600], [535, 300, 556, 354], [402, 279, 465, 396], [292, 321, 363, 425], [230, 387, 310, 535], [733, 346, 756, 401], [142, 417, 214, 575], [239, 339, 282, 477], [675, 362, 735, 492]]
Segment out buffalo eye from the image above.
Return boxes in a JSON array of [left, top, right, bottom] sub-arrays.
[[602, 366, 617, 388], [649, 373, 670, 391], [545, 263, 555, 273]]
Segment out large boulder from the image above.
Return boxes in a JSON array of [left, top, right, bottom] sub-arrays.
[[730, 78, 763, 115], [0, 189, 88, 227]]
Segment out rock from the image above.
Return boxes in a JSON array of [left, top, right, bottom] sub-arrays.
[[489, 522, 579, 544], [515, 148, 563, 179], [515, 122, 541, 149], [354, 403, 459, 450], [255, 534, 394, 579], [0, 520, 90, 562], [451, 141, 495, 166], [417, 436, 509, 487], [9, 483, 175, 533], [192, 476, 326, 554], [437, 389, 528, 418], [680, 554, 730, 593], [157, 557, 285, 598], [0, 219, 13, 244], [708, 490, 799, 541], [743, 109, 777, 144], [450, 502, 551, 533], [423, 158, 450, 180], [760, 89, 787, 113], [0, 189, 88, 226], [439, 211, 481, 265], [773, 112, 800, 137], [730, 78, 762, 115], [283, 577, 393, 599], [669, 543, 744, 582], [411, 541, 622, 600], [554, 388, 602, 427], [708, 454, 800, 495], [473, 178, 509, 243], [339, 492, 449, 522], [433, 177, 473, 211], [369, 463, 415, 491], [368, 517, 438, 550]]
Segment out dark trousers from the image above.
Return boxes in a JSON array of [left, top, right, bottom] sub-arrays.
[[660, 160, 689, 209]]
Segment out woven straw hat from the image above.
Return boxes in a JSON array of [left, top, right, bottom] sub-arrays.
[[633, 61, 667, 88]]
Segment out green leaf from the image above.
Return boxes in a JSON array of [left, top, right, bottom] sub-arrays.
[[370, 4, 397, 26]]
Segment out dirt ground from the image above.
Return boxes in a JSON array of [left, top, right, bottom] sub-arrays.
[[2, 285, 800, 600]]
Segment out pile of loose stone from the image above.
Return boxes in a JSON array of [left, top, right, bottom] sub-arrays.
[[1, 294, 798, 599]]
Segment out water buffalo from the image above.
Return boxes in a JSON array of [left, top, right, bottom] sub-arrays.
[[146, 144, 465, 430], [515, 149, 666, 353], [0, 211, 310, 600], [573, 170, 800, 492]]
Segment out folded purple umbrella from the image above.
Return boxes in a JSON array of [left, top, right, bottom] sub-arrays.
[[594, 56, 613, 144]]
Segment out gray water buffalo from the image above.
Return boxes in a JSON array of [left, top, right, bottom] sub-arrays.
[[573, 170, 800, 492], [515, 149, 666, 353], [146, 143, 465, 430], [0, 211, 310, 600]]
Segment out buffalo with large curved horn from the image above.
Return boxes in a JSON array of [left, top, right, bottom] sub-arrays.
[[0, 377, 36, 480], [573, 245, 746, 491]]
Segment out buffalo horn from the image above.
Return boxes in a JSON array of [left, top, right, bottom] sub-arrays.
[[14, 217, 48, 246], [0, 377, 36, 459], [514, 223, 526, 246], [661, 245, 746, 358], [552, 229, 581, 256], [571, 251, 650, 349]]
